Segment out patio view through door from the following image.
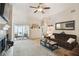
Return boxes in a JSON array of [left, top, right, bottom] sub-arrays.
[[14, 25, 29, 40]]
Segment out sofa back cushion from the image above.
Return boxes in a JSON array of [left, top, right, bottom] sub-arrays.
[[53, 33, 77, 42]]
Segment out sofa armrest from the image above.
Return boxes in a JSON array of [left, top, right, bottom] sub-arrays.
[[71, 41, 78, 48]]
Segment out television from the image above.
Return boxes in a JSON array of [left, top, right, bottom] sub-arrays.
[[0, 3, 8, 22]]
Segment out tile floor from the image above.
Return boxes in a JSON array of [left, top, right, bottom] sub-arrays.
[[3, 38, 59, 56]]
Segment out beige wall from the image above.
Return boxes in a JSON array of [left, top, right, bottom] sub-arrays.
[[28, 18, 41, 39], [51, 6, 79, 43], [28, 16, 54, 39], [29, 29, 41, 39]]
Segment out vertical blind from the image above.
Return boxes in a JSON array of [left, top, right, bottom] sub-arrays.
[[14, 25, 29, 37]]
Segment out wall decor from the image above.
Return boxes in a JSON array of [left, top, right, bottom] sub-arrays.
[[31, 24, 40, 29], [55, 20, 75, 30]]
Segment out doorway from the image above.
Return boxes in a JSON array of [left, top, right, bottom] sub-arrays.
[[14, 25, 29, 40]]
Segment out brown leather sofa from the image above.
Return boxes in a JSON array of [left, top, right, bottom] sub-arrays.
[[51, 33, 78, 50]]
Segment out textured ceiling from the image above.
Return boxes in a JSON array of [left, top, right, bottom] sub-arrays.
[[12, 3, 79, 25]]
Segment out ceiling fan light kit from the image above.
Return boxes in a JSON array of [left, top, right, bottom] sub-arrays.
[[38, 8, 43, 12]]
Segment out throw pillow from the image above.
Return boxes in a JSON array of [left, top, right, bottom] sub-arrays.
[[67, 38, 75, 44]]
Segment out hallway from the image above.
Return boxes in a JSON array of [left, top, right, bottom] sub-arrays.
[[13, 39, 56, 56]]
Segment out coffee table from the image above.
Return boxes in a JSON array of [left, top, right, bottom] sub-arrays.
[[46, 40, 58, 50]]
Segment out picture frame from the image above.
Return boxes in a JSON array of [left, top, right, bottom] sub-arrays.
[[55, 20, 75, 30]]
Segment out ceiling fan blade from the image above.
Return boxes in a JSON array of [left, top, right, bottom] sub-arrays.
[[29, 6, 37, 8], [34, 10, 38, 13], [43, 7, 50, 9]]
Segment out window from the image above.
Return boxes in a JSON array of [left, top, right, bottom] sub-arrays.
[[14, 25, 29, 37]]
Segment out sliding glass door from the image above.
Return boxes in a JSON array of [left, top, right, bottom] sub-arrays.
[[14, 25, 29, 40]]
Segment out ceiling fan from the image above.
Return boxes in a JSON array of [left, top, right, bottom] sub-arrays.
[[29, 3, 50, 13]]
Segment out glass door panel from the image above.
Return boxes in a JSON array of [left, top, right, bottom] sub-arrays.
[[14, 25, 29, 40]]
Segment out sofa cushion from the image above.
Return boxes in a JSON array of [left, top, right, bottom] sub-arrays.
[[55, 34, 69, 41], [49, 41, 57, 45], [67, 38, 75, 44]]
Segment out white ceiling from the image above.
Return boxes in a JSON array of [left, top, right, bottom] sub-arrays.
[[12, 3, 79, 25]]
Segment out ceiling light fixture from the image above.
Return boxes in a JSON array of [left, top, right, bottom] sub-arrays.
[[38, 8, 43, 12]]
